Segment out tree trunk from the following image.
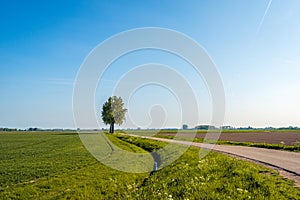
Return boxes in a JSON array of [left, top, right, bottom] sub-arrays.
[[109, 123, 115, 133]]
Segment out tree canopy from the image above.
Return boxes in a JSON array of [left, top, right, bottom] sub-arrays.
[[101, 96, 127, 133]]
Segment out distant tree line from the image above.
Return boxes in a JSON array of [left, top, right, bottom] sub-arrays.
[[0, 128, 76, 132], [194, 125, 218, 130], [277, 126, 300, 130], [0, 128, 18, 131]]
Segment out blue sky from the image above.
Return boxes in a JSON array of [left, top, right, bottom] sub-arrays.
[[1, 0, 300, 129]]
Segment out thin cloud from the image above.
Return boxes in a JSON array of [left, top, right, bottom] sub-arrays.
[[281, 58, 300, 67], [256, 0, 273, 35]]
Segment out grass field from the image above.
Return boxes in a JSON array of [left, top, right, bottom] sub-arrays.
[[0, 132, 299, 199]]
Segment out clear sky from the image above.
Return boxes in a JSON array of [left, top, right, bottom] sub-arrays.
[[1, 0, 300, 129]]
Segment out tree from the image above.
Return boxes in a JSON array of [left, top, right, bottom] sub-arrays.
[[101, 96, 127, 133], [182, 124, 188, 130]]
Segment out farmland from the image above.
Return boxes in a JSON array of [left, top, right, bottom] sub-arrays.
[[154, 130, 300, 145], [0, 131, 300, 199], [127, 129, 300, 151]]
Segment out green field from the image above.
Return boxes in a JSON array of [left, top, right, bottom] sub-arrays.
[[0, 132, 299, 199]]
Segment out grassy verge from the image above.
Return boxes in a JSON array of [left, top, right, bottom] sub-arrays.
[[214, 140, 300, 152]]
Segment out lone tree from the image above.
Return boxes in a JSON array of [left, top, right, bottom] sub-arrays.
[[182, 124, 188, 130], [101, 96, 127, 133]]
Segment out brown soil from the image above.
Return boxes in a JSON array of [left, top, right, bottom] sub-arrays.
[[160, 131, 300, 146]]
